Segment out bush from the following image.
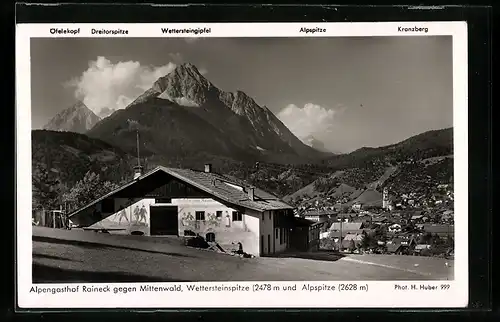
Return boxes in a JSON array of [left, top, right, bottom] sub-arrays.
[[185, 236, 209, 248], [319, 238, 337, 250]]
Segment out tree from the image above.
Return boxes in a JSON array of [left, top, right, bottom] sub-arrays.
[[373, 226, 387, 243], [420, 232, 433, 244], [361, 231, 371, 250], [32, 165, 62, 210], [431, 233, 443, 246], [361, 231, 377, 250], [62, 171, 120, 212]]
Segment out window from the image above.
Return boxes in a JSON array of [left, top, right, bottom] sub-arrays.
[[206, 232, 216, 242], [269, 212, 271, 220], [275, 228, 278, 239], [195, 211, 205, 221], [280, 228, 283, 244], [216, 211, 223, 218], [155, 198, 172, 204], [232, 211, 242, 221]]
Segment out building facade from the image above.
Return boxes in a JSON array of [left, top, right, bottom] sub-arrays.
[[68, 165, 296, 257]]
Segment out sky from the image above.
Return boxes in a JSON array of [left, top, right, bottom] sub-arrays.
[[30, 36, 453, 153]]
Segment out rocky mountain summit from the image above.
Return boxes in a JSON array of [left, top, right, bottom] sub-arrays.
[[43, 101, 101, 134], [88, 63, 328, 165]]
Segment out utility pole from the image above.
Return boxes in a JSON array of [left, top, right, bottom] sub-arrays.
[[339, 184, 343, 253], [136, 129, 141, 168]]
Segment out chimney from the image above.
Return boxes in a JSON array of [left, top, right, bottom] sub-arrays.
[[133, 165, 144, 179], [248, 187, 255, 201], [204, 164, 212, 173]]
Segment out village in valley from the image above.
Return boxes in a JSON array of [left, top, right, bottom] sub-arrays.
[[295, 183, 454, 258]]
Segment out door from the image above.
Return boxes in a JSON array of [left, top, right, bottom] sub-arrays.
[[150, 206, 178, 235], [267, 234, 271, 255], [260, 235, 264, 256]]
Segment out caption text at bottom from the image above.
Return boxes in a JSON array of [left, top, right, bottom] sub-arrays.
[[30, 283, 372, 295]]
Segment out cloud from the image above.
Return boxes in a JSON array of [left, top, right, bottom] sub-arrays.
[[184, 37, 199, 44], [168, 52, 184, 64], [277, 103, 337, 140], [66, 56, 177, 115]]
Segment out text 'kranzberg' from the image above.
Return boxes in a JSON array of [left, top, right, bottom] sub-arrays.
[[398, 26, 429, 33]]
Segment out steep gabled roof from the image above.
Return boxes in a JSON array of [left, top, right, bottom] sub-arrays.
[[163, 167, 293, 211], [68, 166, 293, 219]]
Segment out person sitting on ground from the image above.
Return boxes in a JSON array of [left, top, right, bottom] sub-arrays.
[[237, 242, 244, 254]]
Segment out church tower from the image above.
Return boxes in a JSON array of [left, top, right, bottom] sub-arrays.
[[382, 187, 390, 210]]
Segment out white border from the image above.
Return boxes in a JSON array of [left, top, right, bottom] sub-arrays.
[[16, 22, 468, 309]]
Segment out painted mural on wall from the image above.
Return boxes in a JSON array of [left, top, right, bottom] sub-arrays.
[[174, 198, 252, 237], [132, 204, 148, 225], [89, 198, 154, 235], [169, 198, 263, 257], [114, 207, 129, 224]]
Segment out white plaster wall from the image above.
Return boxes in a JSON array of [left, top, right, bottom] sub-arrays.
[[171, 198, 238, 233], [89, 198, 155, 235], [244, 209, 263, 256], [171, 198, 261, 257]]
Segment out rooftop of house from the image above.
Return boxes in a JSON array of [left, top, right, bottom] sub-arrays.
[[293, 217, 322, 227], [329, 222, 363, 231], [343, 233, 364, 241], [422, 224, 454, 234], [386, 237, 415, 252], [302, 209, 336, 216], [69, 165, 294, 219], [415, 244, 431, 250], [342, 239, 361, 248], [386, 243, 401, 253], [329, 229, 364, 238]]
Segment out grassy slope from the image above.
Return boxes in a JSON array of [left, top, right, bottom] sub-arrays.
[[32, 227, 452, 282]]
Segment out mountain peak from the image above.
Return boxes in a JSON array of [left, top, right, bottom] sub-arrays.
[[73, 101, 87, 109], [143, 62, 215, 106], [43, 101, 101, 134], [177, 62, 200, 72], [169, 62, 205, 81]]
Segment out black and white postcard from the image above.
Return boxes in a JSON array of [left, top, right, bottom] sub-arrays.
[[16, 22, 468, 308]]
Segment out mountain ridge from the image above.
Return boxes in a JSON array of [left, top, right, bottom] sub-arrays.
[[31, 127, 453, 209], [87, 62, 329, 165]]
